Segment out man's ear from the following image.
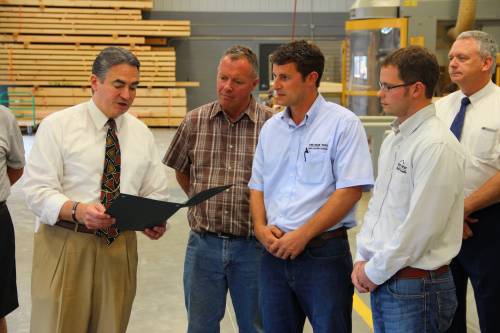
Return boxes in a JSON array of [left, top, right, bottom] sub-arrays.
[[90, 74, 99, 92], [481, 56, 494, 74], [252, 77, 259, 90], [307, 71, 319, 87], [412, 82, 427, 99]]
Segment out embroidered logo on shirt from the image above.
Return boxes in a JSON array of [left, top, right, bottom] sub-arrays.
[[307, 143, 328, 151], [304, 143, 328, 162], [396, 160, 407, 174]]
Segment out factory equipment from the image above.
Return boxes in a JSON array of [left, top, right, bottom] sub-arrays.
[[342, 0, 500, 115]]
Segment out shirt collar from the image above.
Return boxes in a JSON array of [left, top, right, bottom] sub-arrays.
[[88, 98, 124, 132], [209, 96, 257, 123], [391, 103, 435, 138], [464, 80, 496, 106], [280, 93, 324, 127]]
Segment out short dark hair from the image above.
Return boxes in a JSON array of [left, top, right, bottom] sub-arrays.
[[92, 47, 140, 82], [270, 40, 324, 87], [381, 46, 439, 99], [222, 45, 259, 77]]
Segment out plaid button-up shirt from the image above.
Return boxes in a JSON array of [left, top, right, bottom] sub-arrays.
[[163, 97, 273, 236]]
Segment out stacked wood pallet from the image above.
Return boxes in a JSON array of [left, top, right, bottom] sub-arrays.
[[0, 0, 196, 127]]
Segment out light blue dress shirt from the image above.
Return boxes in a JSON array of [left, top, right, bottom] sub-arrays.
[[249, 94, 374, 232]]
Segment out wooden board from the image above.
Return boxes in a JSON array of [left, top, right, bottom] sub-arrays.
[[0, 34, 146, 44], [9, 87, 187, 97], [0, 6, 142, 19], [2, 43, 153, 51], [0, 0, 154, 10], [141, 117, 184, 127], [0, 27, 190, 37]]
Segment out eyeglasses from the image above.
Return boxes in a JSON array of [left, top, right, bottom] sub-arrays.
[[378, 81, 416, 91]]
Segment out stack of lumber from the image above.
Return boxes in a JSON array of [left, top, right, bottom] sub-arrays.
[[8, 86, 187, 126], [0, 0, 197, 127]]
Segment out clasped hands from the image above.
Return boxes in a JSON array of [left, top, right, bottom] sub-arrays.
[[255, 225, 309, 260], [75, 202, 167, 240]]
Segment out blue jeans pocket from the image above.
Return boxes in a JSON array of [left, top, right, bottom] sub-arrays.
[[387, 278, 425, 299]]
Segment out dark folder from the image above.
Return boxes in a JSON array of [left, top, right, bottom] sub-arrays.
[[107, 184, 232, 231]]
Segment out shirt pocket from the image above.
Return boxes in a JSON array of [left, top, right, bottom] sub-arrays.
[[387, 171, 411, 213], [301, 150, 328, 184], [473, 127, 499, 161]]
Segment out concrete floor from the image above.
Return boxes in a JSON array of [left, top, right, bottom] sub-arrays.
[[6, 128, 480, 332]]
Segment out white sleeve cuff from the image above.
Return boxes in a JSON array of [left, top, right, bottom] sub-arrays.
[[42, 194, 69, 225]]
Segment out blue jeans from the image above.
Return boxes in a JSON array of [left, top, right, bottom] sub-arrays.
[[260, 237, 353, 333], [183, 231, 263, 333], [371, 270, 457, 333]]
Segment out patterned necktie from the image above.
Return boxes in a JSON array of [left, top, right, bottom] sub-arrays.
[[97, 118, 121, 245], [450, 97, 471, 140]]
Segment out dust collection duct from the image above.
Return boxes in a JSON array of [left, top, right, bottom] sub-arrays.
[[341, 0, 500, 116]]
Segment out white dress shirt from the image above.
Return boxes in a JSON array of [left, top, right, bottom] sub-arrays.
[[23, 99, 169, 231], [435, 81, 500, 197], [356, 104, 465, 285]]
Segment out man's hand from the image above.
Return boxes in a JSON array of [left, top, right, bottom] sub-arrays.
[[268, 229, 309, 260], [143, 222, 168, 240], [77, 202, 115, 230], [462, 196, 480, 239], [351, 261, 377, 293], [254, 225, 284, 252], [462, 221, 477, 239]]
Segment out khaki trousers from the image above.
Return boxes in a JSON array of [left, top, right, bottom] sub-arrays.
[[30, 224, 138, 333]]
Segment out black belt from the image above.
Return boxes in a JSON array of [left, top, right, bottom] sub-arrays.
[[307, 227, 347, 248], [199, 231, 253, 239], [55, 220, 95, 235], [0, 201, 5, 209]]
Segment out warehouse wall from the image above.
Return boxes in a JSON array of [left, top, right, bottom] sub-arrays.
[[145, 11, 349, 110], [154, 0, 356, 13]]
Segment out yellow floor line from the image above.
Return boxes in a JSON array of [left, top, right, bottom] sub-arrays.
[[353, 293, 374, 332]]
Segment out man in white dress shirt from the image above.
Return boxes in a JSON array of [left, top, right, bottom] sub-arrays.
[[23, 47, 169, 333], [352, 46, 466, 332], [435, 30, 500, 333]]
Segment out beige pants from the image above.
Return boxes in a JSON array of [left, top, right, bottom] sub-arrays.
[[30, 224, 138, 333]]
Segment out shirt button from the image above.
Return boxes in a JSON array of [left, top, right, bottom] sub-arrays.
[[228, 166, 232, 170], [224, 210, 229, 214], [229, 145, 233, 148]]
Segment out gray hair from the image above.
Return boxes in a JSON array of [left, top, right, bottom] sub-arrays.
[[457, 30, 498, 74], [92, 46, 140, 82], [220, 45, 259, 78]]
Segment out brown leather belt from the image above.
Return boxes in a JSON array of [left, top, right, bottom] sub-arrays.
[[55, 220, 95, 235], [307, 227, 347, 248], [393, 265, 449, 279]]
